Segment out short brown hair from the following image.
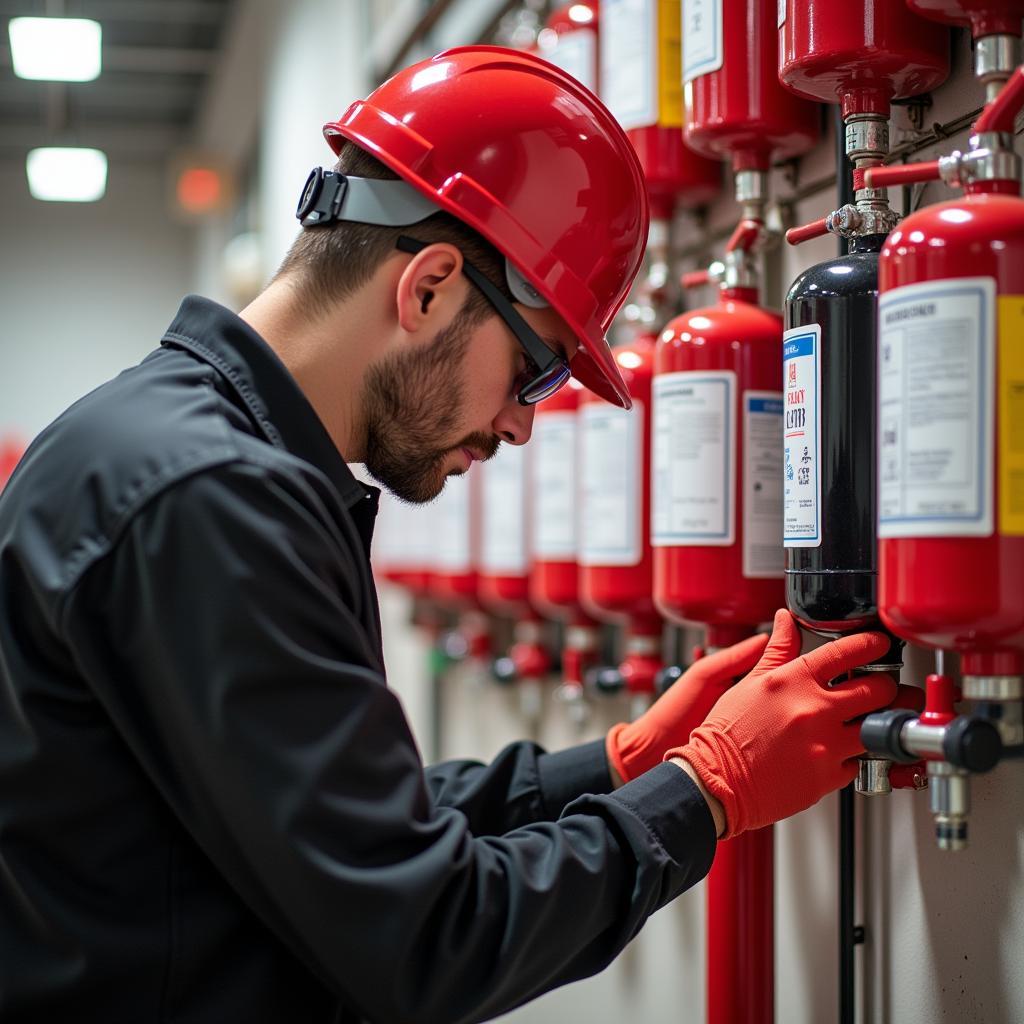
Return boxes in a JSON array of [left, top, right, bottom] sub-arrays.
[[274, 142, 514, 322]]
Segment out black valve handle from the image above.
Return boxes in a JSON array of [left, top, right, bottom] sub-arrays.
[[943, 716, 1002, 773], [860, 709, 919, 763]]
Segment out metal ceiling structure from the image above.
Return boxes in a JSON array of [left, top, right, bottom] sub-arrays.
[[0, 0, 235, 161]]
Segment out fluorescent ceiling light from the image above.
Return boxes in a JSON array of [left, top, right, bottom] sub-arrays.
[[8, 17, 102, 82], [27, 147, 108, 202]]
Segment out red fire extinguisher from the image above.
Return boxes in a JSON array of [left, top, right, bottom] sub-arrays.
[[372, 491, 433, 599], [859, 68, 1024, 845], [530, 379, 601, 726], [537, 0, 599, 95], [578, 332, 661, 721], [478, 444, 550, 719], [427, 467, 493, 668]]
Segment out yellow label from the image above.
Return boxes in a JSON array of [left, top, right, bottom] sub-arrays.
[[999, 295, 1024, 534], [657, 0, 684, 128]]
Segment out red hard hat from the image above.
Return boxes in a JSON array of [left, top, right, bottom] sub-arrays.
[[323, 45, 649, 409]]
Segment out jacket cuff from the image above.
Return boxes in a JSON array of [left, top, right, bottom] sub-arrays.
[[610, 762, 717, 882], [536, 739, 614, 818]]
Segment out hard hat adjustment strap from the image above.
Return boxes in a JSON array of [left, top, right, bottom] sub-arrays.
[[296, 168, 440, 228]]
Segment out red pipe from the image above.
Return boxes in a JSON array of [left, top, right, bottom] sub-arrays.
[[864, 160, 941, 188], [707, 826, 775, 1024], [698, 641, 774, 1024]]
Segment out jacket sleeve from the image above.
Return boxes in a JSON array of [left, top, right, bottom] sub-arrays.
[[424, 739, 614, 835], [61, 461, 716, 1024]]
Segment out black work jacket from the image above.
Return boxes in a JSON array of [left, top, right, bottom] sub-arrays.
[[0, 296, 716, 1024]]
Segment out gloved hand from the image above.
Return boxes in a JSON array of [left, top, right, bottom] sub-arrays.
[[606, 632, 769, 783], [667, 609, 911, 838]]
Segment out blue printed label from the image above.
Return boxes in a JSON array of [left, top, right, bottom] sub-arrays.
[[783, 324, 821, 547]]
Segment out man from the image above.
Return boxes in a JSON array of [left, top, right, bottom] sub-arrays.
[[0, 48, 907, 1023]]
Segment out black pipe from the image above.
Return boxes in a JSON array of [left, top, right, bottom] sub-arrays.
[[834, 105, 858, 1024]]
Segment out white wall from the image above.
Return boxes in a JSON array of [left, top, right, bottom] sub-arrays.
[[0, 157, 191, 441]]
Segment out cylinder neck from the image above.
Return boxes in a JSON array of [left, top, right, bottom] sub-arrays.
[[976, 33, 1022, 101], [841, 112, 899, 238]]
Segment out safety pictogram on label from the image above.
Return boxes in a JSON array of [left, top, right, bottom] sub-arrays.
[[1000, 295, 1024, 535], [544, 28, 597, 94], [682, 0, 723, 83], [652, 371, 735, 545], [783, 324, 821, 547], [744, 391, 785, 577], [481, 444, 529, 573], [579, 401, 643, 566], [878, 277, 995, 538], [434, 471, 472, 572], [533, 411, 577, 559]]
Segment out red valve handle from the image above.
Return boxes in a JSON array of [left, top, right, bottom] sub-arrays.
[[681, 269, 711, 289], [864, 161, 942, 189], [785, 217, 829, 246], [725, 218, 762, 254], [976, 65, 1024, 134]]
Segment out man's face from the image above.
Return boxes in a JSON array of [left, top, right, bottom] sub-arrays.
[[362, 302, 575, 504]]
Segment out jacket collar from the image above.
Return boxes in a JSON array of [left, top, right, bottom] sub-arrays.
[[161, 295, 375, 511]]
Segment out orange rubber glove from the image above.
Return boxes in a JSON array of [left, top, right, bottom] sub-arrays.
[[667, 609, 903, 839], [606, 632, 769, 783]]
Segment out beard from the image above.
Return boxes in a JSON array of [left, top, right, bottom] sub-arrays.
[[362, 311, 500, 503]]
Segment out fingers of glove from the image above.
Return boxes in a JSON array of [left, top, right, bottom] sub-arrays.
[[688, 632, 769, 686], [801, 631, 891, 686], [828, 673, 898, 722], [751, 609, 803, 673], [889, 682, 925, 712], [837, 720, 870, 761]]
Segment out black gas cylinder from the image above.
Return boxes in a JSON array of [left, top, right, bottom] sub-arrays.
[[783, 233, 902, 668]]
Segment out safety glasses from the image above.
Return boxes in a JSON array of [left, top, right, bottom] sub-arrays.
[[396, 236, 571, 405]]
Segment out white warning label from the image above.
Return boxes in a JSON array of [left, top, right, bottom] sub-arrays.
[[743, 391, 785, 577], [683, 0, 723, 82], [579, 401, 643, 566], [878, 277, 995, 538], [651, 371, 735, 545], [532, 411, 577, 559]]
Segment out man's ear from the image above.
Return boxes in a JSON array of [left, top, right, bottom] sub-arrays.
[[394, 242, 465, 334]]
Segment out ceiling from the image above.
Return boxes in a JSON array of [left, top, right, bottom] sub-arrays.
[[0, 0, 235, 161]]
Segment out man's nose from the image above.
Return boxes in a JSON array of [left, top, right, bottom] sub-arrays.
[[492, 397, 535, 446]]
